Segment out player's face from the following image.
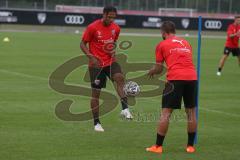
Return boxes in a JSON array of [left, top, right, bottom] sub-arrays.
[[103, 12, 116, 26], [235, 18, 240, 25]]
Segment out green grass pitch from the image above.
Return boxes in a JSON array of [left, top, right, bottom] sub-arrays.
[[0, 30, 240, 160]]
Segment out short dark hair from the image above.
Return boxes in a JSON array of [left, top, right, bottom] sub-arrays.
[[161, 21, 176, 34], [235, 15, 240, 19], [103, 6, 117, 14]]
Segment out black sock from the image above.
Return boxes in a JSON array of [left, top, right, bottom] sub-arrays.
[[156, 133, 165, 146], [121, 97, 128, 110], [188, 132, 196, 146], [94, 118, 100, 125], [218, 67, 222, 72]]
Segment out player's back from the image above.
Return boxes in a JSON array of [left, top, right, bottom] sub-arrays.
[[157, 36, 197, 80]]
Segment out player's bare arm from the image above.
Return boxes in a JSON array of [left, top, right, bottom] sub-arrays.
[[236, 30, 240, 37], [148, 63, 163, 79], [80, 40, 100, 67], [229, 31, 240, 38]]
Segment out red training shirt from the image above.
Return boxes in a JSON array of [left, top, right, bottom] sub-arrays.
[[225, 23, 240, 48], [155, 36, 197, 81], [82, 19, 120, 67]]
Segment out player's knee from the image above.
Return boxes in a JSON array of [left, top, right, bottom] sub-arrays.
[[113, 73, 124, 84], [185, 108, 196, 120], [223, 54, 229, 59], [160, 112, 172, 122]]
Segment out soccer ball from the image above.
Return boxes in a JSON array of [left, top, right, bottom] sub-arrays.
[[123, 81, 140, 96]]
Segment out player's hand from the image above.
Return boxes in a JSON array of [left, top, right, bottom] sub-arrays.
[[236, 31, 240, 37], [89, 56, 100, 67], [148, 68, 156, 79]]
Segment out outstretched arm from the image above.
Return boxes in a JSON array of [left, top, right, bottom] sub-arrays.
[[148, 63, 164, 79]]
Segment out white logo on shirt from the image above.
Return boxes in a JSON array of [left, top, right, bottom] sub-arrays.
[[96, 31, 102, 38], [111, 29, 115, 36], [172, 39, 185, 47], [170, 48, 191, 54]]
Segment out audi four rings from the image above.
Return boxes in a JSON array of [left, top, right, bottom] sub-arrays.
[[204, 20, 222, 29], [65, 15, 85, 24]]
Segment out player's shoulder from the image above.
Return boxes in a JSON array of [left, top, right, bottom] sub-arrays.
[[173, 36, 189, 44], [160, 36, 181, 44], [156, 40, 164, 48], [87, 19, 101, 29], [112, 22, 120, 31], [227, 23, 235, 29], [155, 40, 166, 52]]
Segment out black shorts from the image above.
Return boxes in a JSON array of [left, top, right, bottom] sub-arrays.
[[162, 80, 197, 109], [89, 62, 122, 89], [223, 47, 240, 56]]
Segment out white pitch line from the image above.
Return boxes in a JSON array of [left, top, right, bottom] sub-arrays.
[[120, 32, 226, 39], [0, 29, 226, 39], [139, 98, 240, 118], [0, 69, 86, 87], [1, 69, 239, 118], [0, 69, 48, 81], [199, 107, 240, 118]]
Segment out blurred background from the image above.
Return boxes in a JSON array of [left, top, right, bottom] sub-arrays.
[[1, 0, 239, 32], [0, 0, 239, 16]]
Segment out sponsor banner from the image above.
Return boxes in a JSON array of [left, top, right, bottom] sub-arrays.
[[0, 9, 233, 31], [114, 19, 126, 26], [0, 11, 18, 23], [0, 9, 100, 26], [204, 20, 223, 30]]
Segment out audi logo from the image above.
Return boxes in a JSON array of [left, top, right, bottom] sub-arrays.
[[65, 15, 85, 24], [204, 20, 222, 29]]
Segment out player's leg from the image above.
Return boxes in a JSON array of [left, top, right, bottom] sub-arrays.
[[91, 89, 104, 131], [233, 48, 240, 66], [185, 108, 197, 144], [89, 67, 106, 131], [146, 81, 183, 153], [217, 47, 230, 75], [146, 108, 173, 154], [183, 80, 197, 152], [112, 72, 125, 98], [107, 62, 133, 119], [157, 108, 173, 142]]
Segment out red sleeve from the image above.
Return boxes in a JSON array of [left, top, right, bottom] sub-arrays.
[[82, 25, 95, 42], [155, 44, 164, 63], [227, 25, 234, 37], [114, 26, 120, 41], [189, 43, 193, 53]]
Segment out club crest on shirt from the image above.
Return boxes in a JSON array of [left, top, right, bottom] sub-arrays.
[[111, 29, 115, 36], [96, 31, 102, 38]]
